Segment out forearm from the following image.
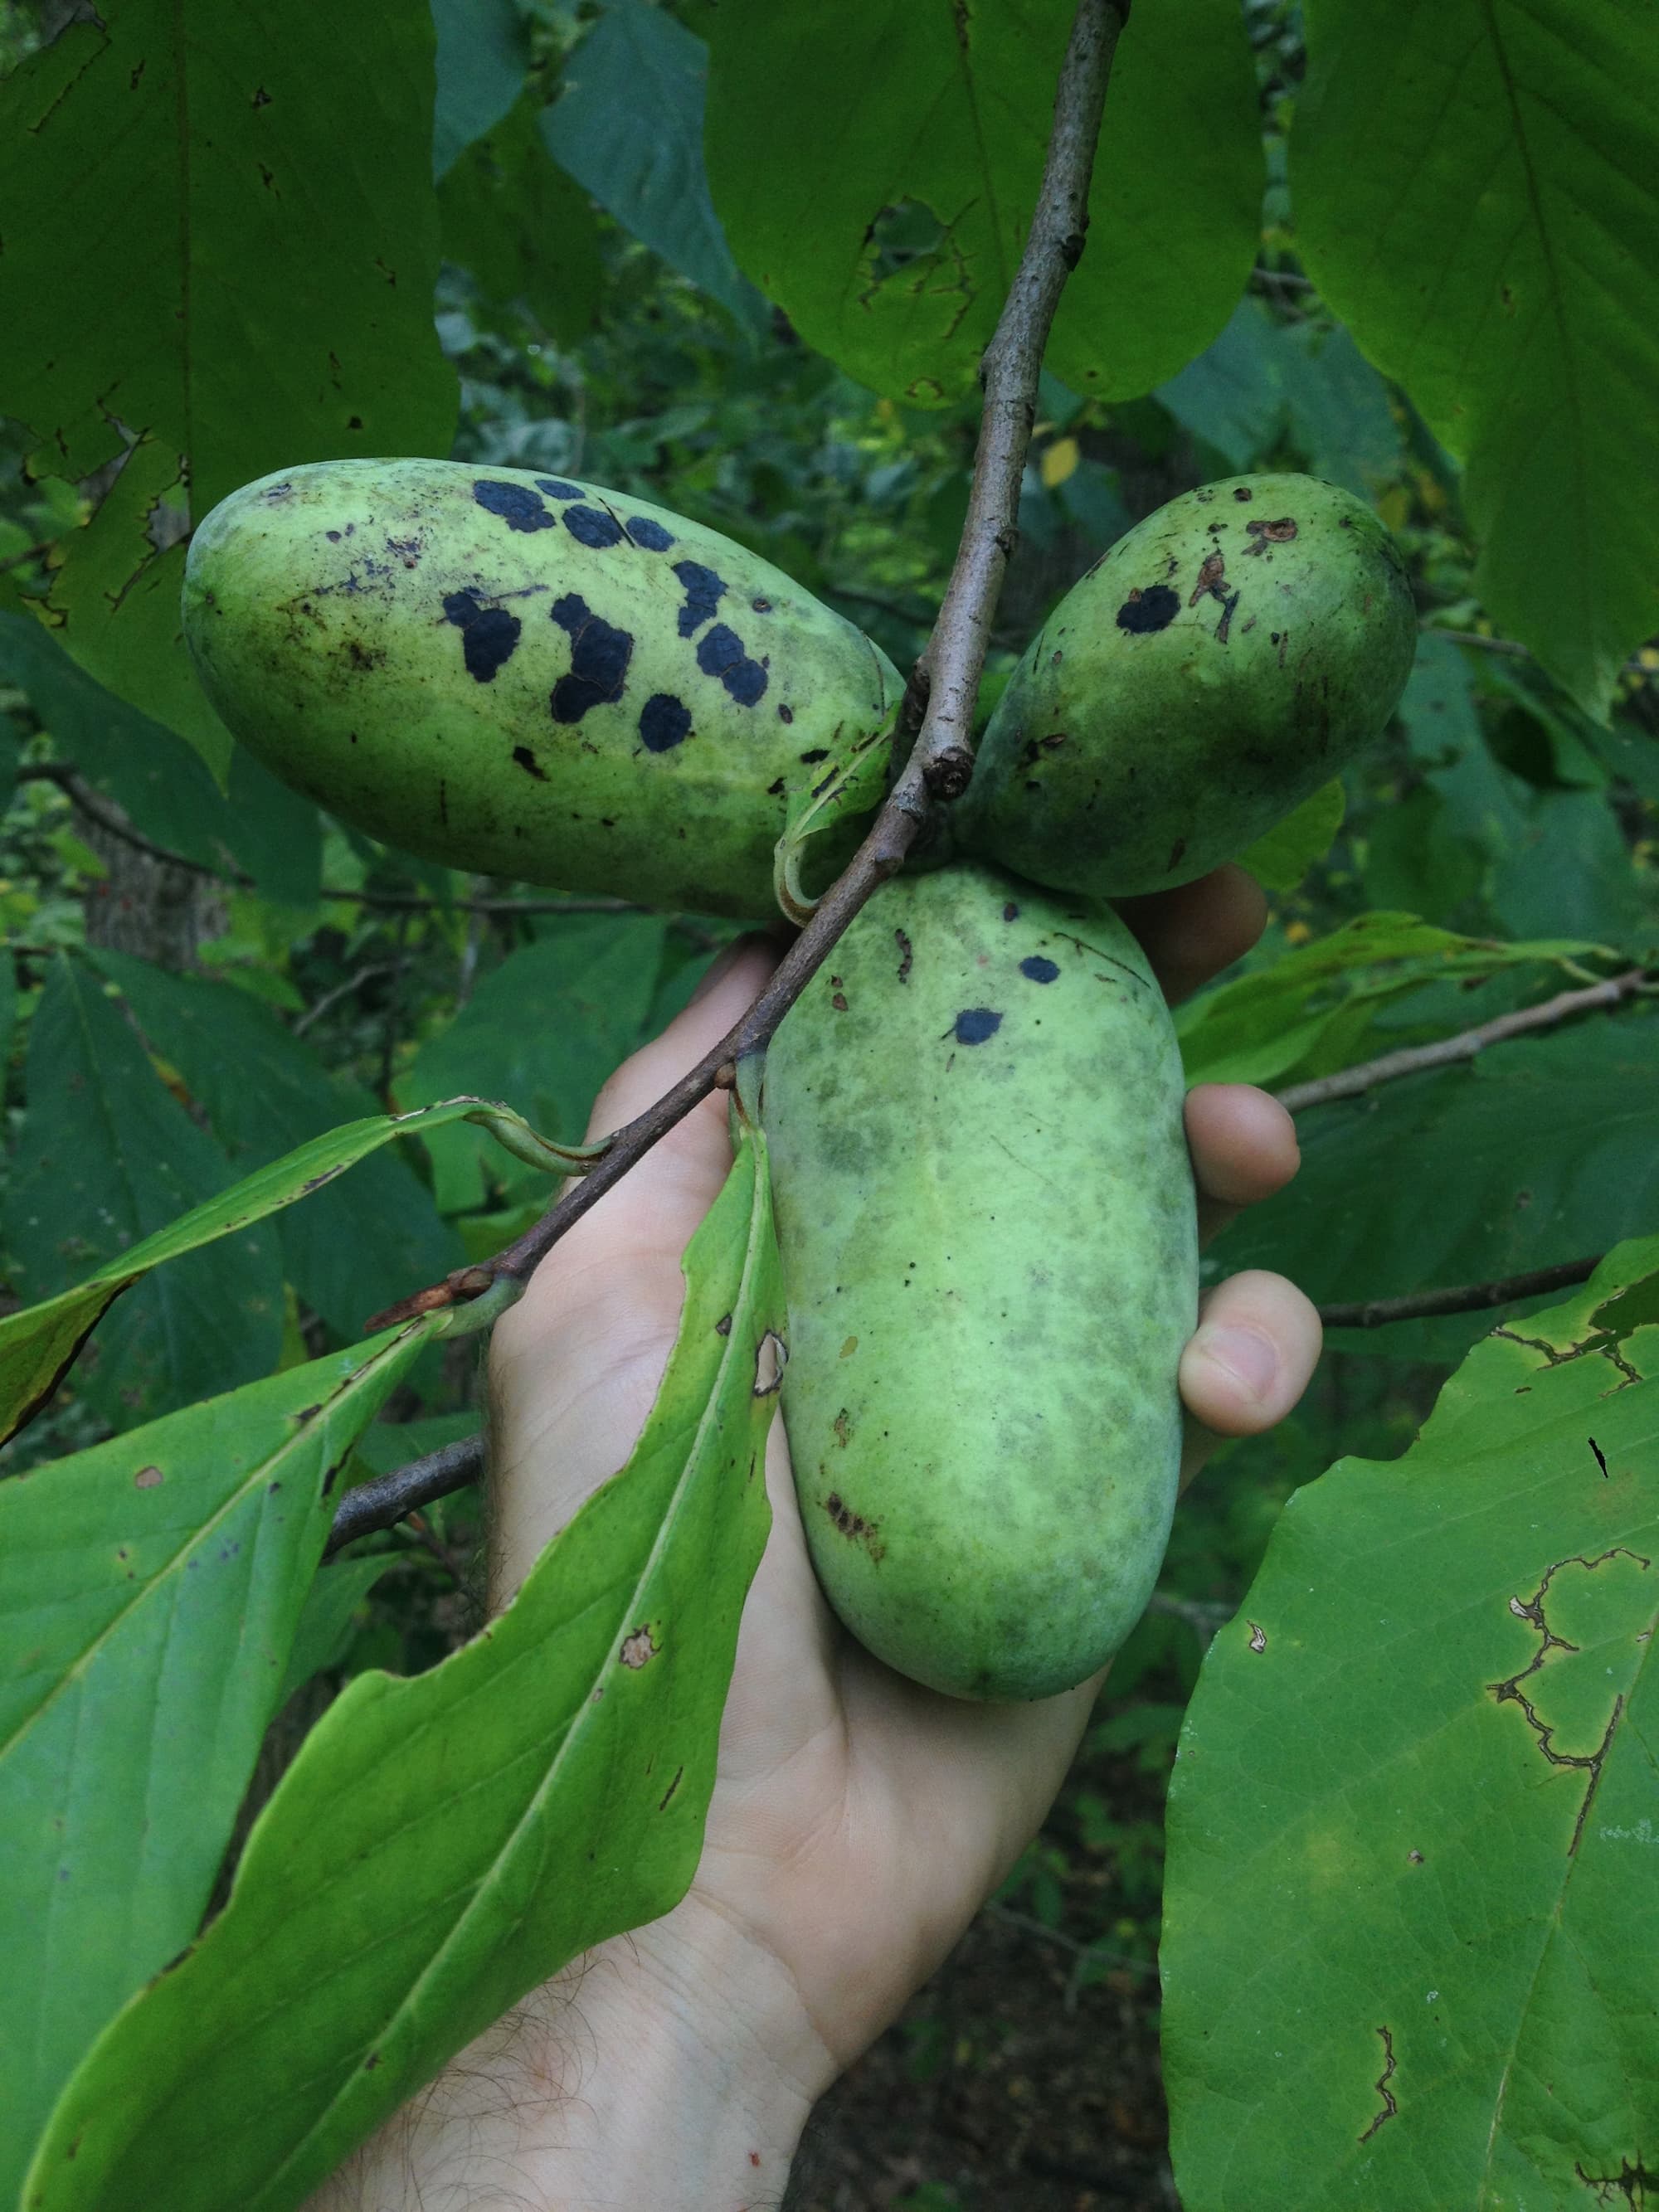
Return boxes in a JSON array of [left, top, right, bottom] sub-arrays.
[[306, 1918, 819, 2212]]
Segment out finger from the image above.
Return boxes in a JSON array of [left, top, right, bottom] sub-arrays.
[[1115, 864, 1267, 1006], [1177, 1268, 1322, 1488], [1185, 1083, 1300, 1244]]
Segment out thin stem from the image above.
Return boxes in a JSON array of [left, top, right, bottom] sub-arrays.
[[1317, 1255, 1601, 1331], [1275, 970, 1647, 1114]]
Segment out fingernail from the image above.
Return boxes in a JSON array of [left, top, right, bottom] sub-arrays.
[[688, 937, 748, 1006], [1195, 1324, 1277, 1403]]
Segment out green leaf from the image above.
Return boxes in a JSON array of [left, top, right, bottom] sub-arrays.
[[33, 441, 234, 778], [88, 954, 463, 1345], [399, 913, 669, 1212], [0, 1324, 432, 2210], [1214, 1014, 1659, 1359], [1175, 912, 1605, 1091], [1292, 0, 1659, 716], [431, 0, 526, 179], [700, 0, 1260, 407], [279, 1554, 398, 1704], [2, 958, 285, 1432], [1157, 300, 1404, 495], [0, 0, 456, 746], [542, 0, 761, 325], [440, 85, 603, 338], [1163, 1239, 1659, 2209], [1237, 780, 1346, 894], [0, 1086, 586, 1451], [0, 611, 319, 895], [23, 1114, 783, 2212]]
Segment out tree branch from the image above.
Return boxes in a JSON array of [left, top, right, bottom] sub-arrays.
[[324, 1433, 485, 1559], [1274, 969, 1648, 1115], [367, 0, 1129, 1334], [1316, 1255, 1602, 1330]]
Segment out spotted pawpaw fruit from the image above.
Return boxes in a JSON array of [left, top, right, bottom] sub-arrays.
[[954, 473, 1416, 897], [761, 861, 1197, 1702], [182, 459, 902, 918]]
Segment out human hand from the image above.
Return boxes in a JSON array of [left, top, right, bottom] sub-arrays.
[[314, 866, 1319, 2210]]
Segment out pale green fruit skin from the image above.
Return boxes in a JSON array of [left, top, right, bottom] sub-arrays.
[[182, 459, 902, 919], [762, 863, 1198, 1703], [956, 473, 1417, 897]]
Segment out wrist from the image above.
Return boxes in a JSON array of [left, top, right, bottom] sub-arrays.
[[309, 1898, 823, 2211], [529, 1904, 822, 2210]]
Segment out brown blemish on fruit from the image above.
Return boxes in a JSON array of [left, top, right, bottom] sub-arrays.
[[824, 1490, 885, 1559], [1243, 517, 1298, 556]]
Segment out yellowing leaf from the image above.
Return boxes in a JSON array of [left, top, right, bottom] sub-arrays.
[[1041, 435, 1081, 489]]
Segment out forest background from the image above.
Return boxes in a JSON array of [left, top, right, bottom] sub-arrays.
[[1, 0, 1657, 2205]]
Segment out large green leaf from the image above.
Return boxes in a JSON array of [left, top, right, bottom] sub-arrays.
[[431, 0, 526, 179], [0, 1324, 433, 2209], [24, 1111, 782, 2212], [1212, 1014, 1659, 1359], [698, 0, 1260, 407], [440, 85, 604, 338], [542, 0, 761, 325], [2, 958, 285, 1432], [90, 953, 463, 1344], [0, 0, 455, 751], [0, 1082, 586, 1451], [1164, 1239, 1659, 2209], [1292, 0, 1659, 715], [398, 912, 670, 1212]]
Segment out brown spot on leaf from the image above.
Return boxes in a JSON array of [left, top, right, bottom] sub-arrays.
[[134, 1465, 163, 1490], [620, 1626, 659, 1669]]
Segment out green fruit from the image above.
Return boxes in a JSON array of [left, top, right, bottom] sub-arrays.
[[955, 473, 1417, 897], [762, 863, 1197, 1702], [182, 459, 902, 919]]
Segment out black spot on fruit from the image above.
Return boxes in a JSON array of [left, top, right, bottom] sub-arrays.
[[562, 504, 625, 550], [474, 479, 555, 532], [1116, 585, 1180, 634], [549, 593, 632, 722], [512, 745, 547, 780], [673, 560, 725, 637], [778, 703, 795, 724], [326, 529, 342, 542], [626, 516, 675, 551], [799, 747, 830, 764], [1019, 955, 1059, 984], [640, 693, 692, 752], [442, 591, 522, 683], [1233, 485, 1253, 502], [697, 623, 768, 705], [1002, 902, 1019, 922], [536, 478, 582, 500], [953, 1008, 1003, 1044]]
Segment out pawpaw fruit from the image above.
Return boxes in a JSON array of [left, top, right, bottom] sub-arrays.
[[761, 862, 1197, 1702], [954, 473, 1416, 897], [182, 459, 902, 919]]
